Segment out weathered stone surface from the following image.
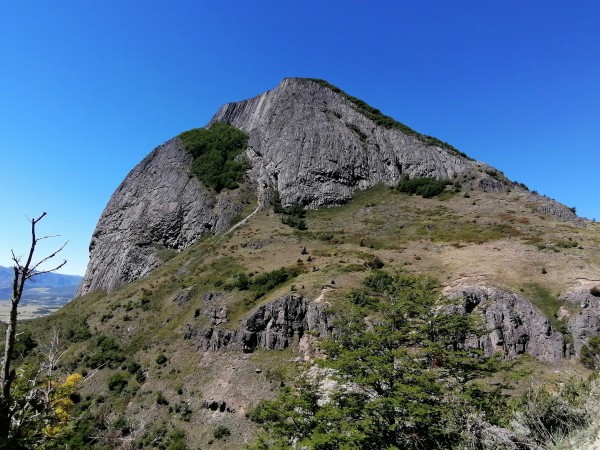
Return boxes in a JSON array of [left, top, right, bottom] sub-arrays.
[[184, 293, 335, 353], [210, 78, 501, 209], [565, 289, 600, 354], [76, 139, 248, 296], [449, 285, 569, 362]]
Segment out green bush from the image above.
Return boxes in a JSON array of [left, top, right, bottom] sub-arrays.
[[179, 122, 249, 192], [396, 177, 450, 198], [213, 425, 231, 439], [249, 271, 507, 449], [85, 335, 126, 369], [274, 200, 308, 230], [235, 267, 303, 299], [107, 372, 128, 393]]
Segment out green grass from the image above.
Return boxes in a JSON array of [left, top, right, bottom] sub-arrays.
[[522, 283, 576, 337]]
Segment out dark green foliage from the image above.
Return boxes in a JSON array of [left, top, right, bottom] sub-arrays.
[[580, 336, 600, 370], [396, 177, 450, 198], [64, 318, 91, 342], [13, 330, 37, 359], [84, 335, 126, 369], [271, 190, 308, 229], [156, 391, 169, 406], [305, 78, 472, 159], [179, 122, 249, 192], [136, 424, 188, 450], [363, 255, 384, 270], [249, 271, 507, 449], [235, 267, 303, 299], [213, 425, 231, 439], [107, 372, 128, 393], [156, 353, 168, 365]]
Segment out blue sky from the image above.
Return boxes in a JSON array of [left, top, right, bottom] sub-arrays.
[[1, 1, 599, 275]]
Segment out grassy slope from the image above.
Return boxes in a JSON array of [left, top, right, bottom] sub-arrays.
[[15, 184, 600, 448]]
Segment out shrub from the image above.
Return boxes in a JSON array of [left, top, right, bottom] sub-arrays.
[[363, 255, 385, 270], [235, 267, 303, 299], [156, 391, 169, 405], [590, 286, 600, 297], [107, 372, 128, 393], [396, 177, 450, 198], [85, 336, 126, 369], [179, 122, 249, 192], [213, 425, 231, 439], [156, 354, 168, 365]]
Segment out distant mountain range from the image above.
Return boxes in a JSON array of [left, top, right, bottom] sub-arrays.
[[0, 265, 82, 304]]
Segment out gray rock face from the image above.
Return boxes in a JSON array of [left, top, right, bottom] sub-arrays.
[[184, 294, 335, 353], [450, 285, 568, 362], [76, 139, 247, 296], [211, 78, 501, 208], [565, 289, 600, 354]]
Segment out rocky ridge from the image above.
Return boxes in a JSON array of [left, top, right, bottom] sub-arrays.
[[182, 284, 598, 364]]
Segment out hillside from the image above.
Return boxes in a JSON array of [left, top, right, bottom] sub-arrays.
[[4, 79, 600, 449], [12, 183, 599, 449]]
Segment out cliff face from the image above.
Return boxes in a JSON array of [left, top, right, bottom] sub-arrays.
[[211, 78, 501, 208], [78, 78, 576, 295], [76, 139, 248, 296]]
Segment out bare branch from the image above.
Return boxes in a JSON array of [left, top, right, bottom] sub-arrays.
[[29, 240, 68, 274], [35, 234, 62, 242]]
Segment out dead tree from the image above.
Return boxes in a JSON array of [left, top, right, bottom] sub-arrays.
[[0, 212, 66, 441]]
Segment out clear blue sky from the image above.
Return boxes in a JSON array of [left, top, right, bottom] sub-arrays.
[[1, 1, 599, 275]]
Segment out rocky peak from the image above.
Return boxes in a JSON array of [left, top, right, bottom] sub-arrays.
[[211, 77, 502, 208], [77, 78, 576, 296]]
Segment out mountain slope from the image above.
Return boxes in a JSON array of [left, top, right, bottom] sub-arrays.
[[22, 181, 600, 449], [78, 78, 578, 298]]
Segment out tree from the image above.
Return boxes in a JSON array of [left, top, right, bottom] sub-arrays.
[[0, 213, 68, 447], [249, 271, 508, 449]]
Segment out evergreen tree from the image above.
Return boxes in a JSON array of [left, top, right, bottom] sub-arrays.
[[249, 271, 508, 449]]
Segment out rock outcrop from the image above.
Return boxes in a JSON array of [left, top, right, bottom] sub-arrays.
[[184, 294, 335, 353], [211, 78, 502, 208], [449, 285, 569, 362], [564, 288, 600, 354], [76, 139, 249, 296]]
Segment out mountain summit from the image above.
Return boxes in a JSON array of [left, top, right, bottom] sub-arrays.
[[76, 78, 575, 296]]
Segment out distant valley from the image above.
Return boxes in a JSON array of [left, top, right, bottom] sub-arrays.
[[0, 266, 82, 321]]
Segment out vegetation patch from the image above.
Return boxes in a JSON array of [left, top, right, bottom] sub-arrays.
[[271, 190, 307, 230], [396, 176, 451, 198], [179, 122, 249, 192], [248, 271, 509, 448], [234, 266, 304, 300], [522, 283, 574, 336]]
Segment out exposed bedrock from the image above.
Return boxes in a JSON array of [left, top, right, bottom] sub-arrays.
[[184, 294, 335, 353]]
